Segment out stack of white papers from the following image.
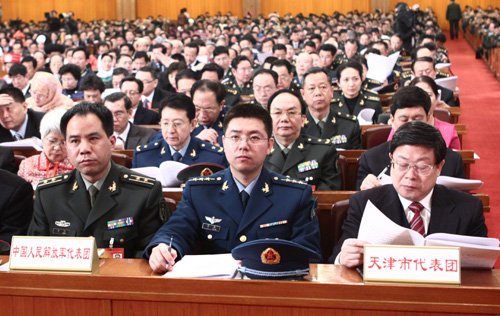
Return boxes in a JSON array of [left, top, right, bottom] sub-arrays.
[[379, 174, 483, 191], [0, 138, 42, 151], [357, 108, 375, 126], [132, 161, 188, 187], [359, 201, 500, 268], [163, 253, 240, 279], [435, 76, 458, 91]]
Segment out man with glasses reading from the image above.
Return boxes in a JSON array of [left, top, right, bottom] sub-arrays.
[[120, 77, 159, 125], [145, 103, 321, 273], [191, 80, 226, 146], [331, 120, 487, 267]]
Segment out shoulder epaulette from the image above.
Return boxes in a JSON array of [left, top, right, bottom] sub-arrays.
[[271, 174, 308, 188], [364, 94, 380, 101], [37, 173, 72, 189], [335, 111, 358, 121], [225, 88, 238, 95], [121, 173, 156, 187], [401, 71, 412, 78], [135, 141, 162, 153], [223, 79, 234, 87], [331, 97, 340, 103], [187, 175, 223, 185], [199, 142, 225, 154], [304, 136, 333, 145]]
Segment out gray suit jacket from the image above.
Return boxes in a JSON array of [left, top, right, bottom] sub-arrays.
[[125, 123, 156, 150]]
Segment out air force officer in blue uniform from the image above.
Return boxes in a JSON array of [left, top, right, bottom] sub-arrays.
[[132, 94, 228, 168], [146, 103, 321, 273]]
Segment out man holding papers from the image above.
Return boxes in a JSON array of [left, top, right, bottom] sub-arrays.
[[332, 121, 487, 267], [146, 103, 321, 273]]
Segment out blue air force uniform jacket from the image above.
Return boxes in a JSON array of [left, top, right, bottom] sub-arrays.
[[144, 167, 321, 260]]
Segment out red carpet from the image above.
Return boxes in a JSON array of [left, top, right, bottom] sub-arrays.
[[446, 32, 500, 266]]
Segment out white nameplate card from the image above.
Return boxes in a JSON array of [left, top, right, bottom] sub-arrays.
[[9, 236, 99, 273], [363, 245, 460, 285]]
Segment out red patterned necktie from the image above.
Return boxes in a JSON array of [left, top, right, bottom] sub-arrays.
[[143, 99, 151, 109], [409, 202, 425, 236]]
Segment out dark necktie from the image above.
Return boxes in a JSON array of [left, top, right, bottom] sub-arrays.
[[14, 133, 22, 141], [173, 152, 182, 162], [409, 202, 425, 236], [143, 99, 151, 110], [282, 148, 290, 159], [317, 121, 325, 134], [240, 191, 250, 210], [89, 185, 99, 208]]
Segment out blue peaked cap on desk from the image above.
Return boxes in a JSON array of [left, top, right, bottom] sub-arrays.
[[232, 239, 321, 280]]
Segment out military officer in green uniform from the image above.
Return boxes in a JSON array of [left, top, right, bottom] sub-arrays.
[[300, 67, 362, 149], [319, 44, 348, 83], [332, 61, 383, 123], [271, 59, 301, 93], [223, 56, 254, 103], [28, 102, 168, 258], [265, 90, 341, 190]]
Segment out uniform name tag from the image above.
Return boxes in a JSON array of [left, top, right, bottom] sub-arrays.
[[52, 228, 70, 236], [202, 223, 221, 232], [107, 217, 134, 230], [297, 160, 319, 173]]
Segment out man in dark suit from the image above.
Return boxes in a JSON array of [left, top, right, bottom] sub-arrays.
[[446, 0, 462, 40], [28, 102, 168, 258], [357, 86, 464, 190], [120, 76, 160, 125], [135, 66, 172, 110], [9, 63, 31, 99], [0, 87, 44, 143], [332, 121, 487, 267], [265, 90, 341, 190], [300, 67, 362, 149], [0, 169, 33, 254], [145, 103, 321, 274], [132, 94, 228, 168], [103, 92, 155, 150], [0, 147, 17, 173]]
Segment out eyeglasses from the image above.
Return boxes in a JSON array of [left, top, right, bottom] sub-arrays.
[[112, 111, 126, 118], [226, 135, 268, 145], [44, 139, 65, 147], [253, 86, 274, 94], [270, 110, 301, 118], [195, 107, 218, 114], [391, 160, 434, 176], [162, 121, 186, 129], [141, 79, 155, 85]]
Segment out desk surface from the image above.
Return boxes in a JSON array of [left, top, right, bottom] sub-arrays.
[[1, 256, 499, 316]]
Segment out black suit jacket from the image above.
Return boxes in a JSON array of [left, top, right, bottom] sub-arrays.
[[331, 184, 487, 262], [125, 123, 156, 150], [438, 85, 459, 107], [133, 102, 160, 125], [356, 141, 465, 190], [0, 169, 34, 252], [151, 88, 172, 109], [0, 109, 45, 143], [0, 147, 17, 173]]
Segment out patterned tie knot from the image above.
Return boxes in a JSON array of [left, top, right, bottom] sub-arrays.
[[409, 201, 425, 236], [409, 202, 423, 215]]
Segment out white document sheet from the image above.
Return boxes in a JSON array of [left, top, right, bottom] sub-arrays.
[[163, 253, 239, 279], [366, 51, 400, 83]]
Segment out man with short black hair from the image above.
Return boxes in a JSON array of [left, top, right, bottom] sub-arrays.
[[8, 64, 31, 98], [80, 74, 105, 104], [21, 56, 37, 81], [104, 92, 155, 150], [120, 76, 160, 125], [132, 94, 227, 168], [0, 87, 44, 143], [252, 69, 278, 110], [72, 46, 94, 85], [271, 59, 297, 92], [333, 120, 487, 267], [357, 86, 465, 191], [145, 102, 321, 273], [223, 56, 254, 102], [301, 67, 362, 149], [28, 102, 167, 258], [135, 66, 171, 109]]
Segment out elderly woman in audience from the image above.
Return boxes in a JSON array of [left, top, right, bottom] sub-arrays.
[[25, 71, 73, 112], [408, 76, 461, 149], [18, 109, 74, 187]]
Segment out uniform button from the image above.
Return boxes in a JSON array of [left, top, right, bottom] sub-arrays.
[[240, 235, 247, 242], [120, 238, 125, 243], [207, 234, 213, 240]]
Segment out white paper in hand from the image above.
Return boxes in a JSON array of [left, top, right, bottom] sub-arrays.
[[357, 108, 375, 126]]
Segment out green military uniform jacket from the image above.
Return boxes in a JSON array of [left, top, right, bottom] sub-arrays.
[[28, 162, 168, 258], [223, 78, 254, 103], [331, 88, 382, 123], [264, 135, 341, 191], [302, 108, 362, 149]]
